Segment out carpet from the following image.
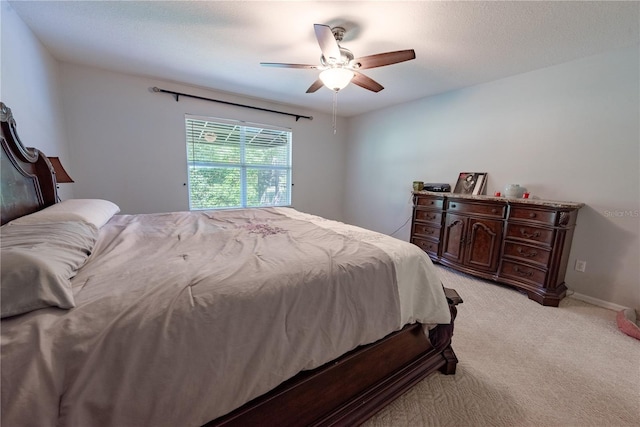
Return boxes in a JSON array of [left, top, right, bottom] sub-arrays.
[[364, 265, 640, 427]]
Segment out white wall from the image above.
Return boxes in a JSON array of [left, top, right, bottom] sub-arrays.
[[58, 63, 348, 221], [345, 46, 640, 309], [0, 2, 73, 199]]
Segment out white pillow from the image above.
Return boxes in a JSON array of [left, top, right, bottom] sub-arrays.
[[10, 199, 120, 229], [1, 221, 99, 318]]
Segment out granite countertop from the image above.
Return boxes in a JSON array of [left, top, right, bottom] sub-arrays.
[[413, 191, 585, 209]]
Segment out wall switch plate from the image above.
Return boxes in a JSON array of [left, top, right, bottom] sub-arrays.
[[575, 259, 587, 272]]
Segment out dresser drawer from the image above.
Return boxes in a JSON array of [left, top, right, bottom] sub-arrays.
[[505, 223, 555, 246], [412, 237, 439, 257], [502, 241, 551, 268], [500, 260, 547, 287], [414, 209, 442, 224], [415, 196, 444, 209], [412, 223, 441, 240], [447, 200, 506, 218], [508, 206, 556, 225]]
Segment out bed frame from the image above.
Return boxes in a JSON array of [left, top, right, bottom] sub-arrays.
[[0, 101, 462, 426]]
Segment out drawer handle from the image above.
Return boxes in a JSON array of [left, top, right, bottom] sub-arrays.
[[427, 214, 436, 220], [516, 247, 538, 258], [529, 213, 537, 218], [520, 228, 541, 239], [420, 227, 433, 234], [513, 266, 533, 277], [451, 204, 456, 208], [491, 208, 498, 213], [429, 201, 434, 205]]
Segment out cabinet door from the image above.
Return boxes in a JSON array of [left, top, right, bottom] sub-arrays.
[[465, 218, 503, 272], [441, 213, 467, 264]]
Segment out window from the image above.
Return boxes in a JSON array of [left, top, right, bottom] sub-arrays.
[[186, 116, 292, 210]]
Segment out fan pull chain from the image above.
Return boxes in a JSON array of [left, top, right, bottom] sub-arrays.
[[332, 90, 338, 134]]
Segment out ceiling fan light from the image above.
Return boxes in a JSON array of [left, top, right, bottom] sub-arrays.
[[203, 132, 217, 142], [319, 68, 354, 91]]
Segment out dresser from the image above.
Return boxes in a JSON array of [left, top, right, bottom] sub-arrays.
[[411, 192, 584, 306]]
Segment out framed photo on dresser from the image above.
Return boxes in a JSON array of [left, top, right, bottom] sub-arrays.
[[453, 172, 487, 195]]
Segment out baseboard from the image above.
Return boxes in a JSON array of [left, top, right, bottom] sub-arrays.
[[568, 291, 628, 312]]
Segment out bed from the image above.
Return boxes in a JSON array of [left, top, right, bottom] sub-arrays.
[[0, 102, 461, 427]]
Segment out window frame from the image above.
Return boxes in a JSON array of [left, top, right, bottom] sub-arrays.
[[185, 115, 292, 210]]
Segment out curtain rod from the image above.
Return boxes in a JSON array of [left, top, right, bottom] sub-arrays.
[[152, 87, 313, 122]]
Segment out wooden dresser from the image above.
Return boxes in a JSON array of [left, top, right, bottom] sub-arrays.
[[411, 191, 584, 306]]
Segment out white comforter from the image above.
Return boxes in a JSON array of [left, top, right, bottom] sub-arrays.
[[1, 207, 449, 427]]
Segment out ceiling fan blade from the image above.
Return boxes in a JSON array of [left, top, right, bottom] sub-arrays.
[[314, 24, 341, 63], [351, 72, 384, 93], [260, 62, 318, 69], [354, 49, 416, 70], [306, 79, 324, 93]]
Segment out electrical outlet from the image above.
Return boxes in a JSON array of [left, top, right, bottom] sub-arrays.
[[575, 259, 587, 272]]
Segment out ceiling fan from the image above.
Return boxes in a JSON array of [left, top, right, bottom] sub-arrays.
[[261, 24, 416, 93]]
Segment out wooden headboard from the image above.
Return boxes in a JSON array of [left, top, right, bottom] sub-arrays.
[[0, 102, 58, 225]]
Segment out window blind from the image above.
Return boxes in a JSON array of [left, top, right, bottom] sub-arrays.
[[186, 116, 292, 210]]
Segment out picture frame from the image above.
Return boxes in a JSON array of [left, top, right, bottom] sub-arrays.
[[453, 172, 487, 195]]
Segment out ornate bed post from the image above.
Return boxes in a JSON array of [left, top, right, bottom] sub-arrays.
[[429, 287, 463, 375], [1, 102, 58, 224]]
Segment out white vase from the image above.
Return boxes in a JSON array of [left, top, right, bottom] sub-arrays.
[[504, 184, 523, 198]]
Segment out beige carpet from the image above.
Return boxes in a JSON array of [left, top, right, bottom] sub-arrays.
[[364, 265, 640, 427]]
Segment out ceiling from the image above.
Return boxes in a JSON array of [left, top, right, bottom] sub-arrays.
[[8, 1, 639, 117]]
